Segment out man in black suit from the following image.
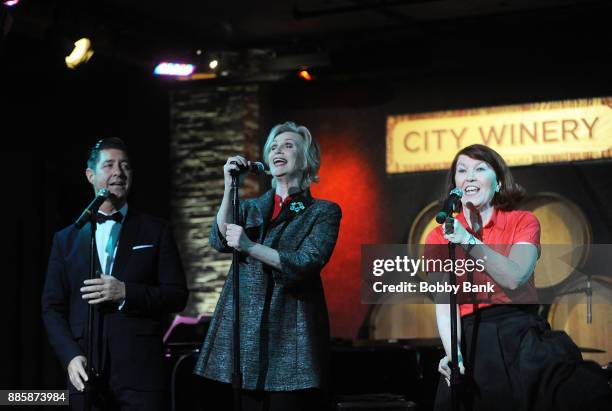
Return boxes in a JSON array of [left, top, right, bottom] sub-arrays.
[[42, 138, 188, 410]]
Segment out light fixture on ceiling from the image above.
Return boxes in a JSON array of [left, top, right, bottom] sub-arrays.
[[153, 62, 196, 77], [65, 38, 94, 69], [298, 68, 313, 81]]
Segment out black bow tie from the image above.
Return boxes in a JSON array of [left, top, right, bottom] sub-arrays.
[[95, 212, 123, 224]]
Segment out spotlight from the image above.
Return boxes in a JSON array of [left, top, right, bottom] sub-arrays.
[[65, 38, 94, 69], [1, 0, 16, 38], [208, 59, 218, 70], [298, 69, 313, 81], [153, 62, 195, 77]]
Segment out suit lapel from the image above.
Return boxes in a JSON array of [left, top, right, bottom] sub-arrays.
[[111, 210, 139, 280], [77, 223, 102, 282]]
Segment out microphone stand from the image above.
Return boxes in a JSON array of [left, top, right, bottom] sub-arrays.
[[587, 276, 592, 324], [442, 216, 460, 411], [231, 172, 243, 411], [556, 274, 593, 324], [84, 218, 98, 411], [448, 239, 460, 411], [73, 190, 109, 410]]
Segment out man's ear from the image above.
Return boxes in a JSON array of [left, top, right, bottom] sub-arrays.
[[85, 168, 94, 184]]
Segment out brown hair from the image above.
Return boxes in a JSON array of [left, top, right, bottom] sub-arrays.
[[87, 137, 129, 170], [445, 144, 525, 211]]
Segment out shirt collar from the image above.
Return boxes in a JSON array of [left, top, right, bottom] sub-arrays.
[[274, 193, 292, 204], [484, 207, 505, 230], [98, 203, 128, 223], [458, 206, 505, 232], [274, 188, 307, 204]]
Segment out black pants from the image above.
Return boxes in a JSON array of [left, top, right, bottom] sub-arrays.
[[69, 348, 166, 411], [434, 305, 612, 411]]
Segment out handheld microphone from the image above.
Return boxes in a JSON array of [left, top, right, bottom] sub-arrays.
[[229, 161, 267, 175], [436, 187, 463, 224], [74, 188, 110, 229]]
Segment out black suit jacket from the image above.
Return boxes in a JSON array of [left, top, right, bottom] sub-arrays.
[[41, 210, 188, 391]]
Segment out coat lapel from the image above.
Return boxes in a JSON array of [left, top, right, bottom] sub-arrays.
[[111, 210, 139, 280], [77, 223, 102, 282], [270, 189, 313, 227], [252, 189, 275, 242]]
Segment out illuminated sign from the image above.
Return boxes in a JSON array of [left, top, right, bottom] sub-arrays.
[[387, 97, 612, 173]]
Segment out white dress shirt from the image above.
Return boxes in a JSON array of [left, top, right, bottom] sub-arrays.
[[95, 204, 128, 309], [95, 204, 128, 275]]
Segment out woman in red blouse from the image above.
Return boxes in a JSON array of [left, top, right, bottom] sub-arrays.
[[426, 144, 611, 411]]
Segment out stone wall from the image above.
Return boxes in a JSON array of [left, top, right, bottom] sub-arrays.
[[169, 84, 260, 315]]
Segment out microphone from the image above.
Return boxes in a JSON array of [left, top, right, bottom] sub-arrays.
[[229, 161, 267, 175], [74, 188, 110, 229], [436, 187, 463, 224]]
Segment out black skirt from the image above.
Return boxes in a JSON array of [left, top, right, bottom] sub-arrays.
[[434, 305, 612, 411]]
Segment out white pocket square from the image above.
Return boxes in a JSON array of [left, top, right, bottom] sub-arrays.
[[132, 244, 154, 250]]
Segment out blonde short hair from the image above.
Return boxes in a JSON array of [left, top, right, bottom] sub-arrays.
[[263, 121, 321, 190]]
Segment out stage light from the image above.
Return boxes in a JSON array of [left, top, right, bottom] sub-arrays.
[[209, 59, 218, 70], [298, 69, 313, 81], [1, 2, 15, 37], [3, 0, 20, 7], [65, 38, 94, 69], [153, 62, 195, 76], [177, 72, 217, 81]]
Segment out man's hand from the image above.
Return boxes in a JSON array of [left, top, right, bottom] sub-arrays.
[[68, 355, 88, 391], [81, 274, 126, 304]]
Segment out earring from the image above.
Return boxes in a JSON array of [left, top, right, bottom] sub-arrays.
[[495, 183, 501, 193]]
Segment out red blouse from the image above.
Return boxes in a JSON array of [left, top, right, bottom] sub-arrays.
[[425, 208, 540, 317], [271, 193, 295, 221]]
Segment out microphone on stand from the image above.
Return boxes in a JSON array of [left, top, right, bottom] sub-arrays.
[[74, 188, 110, 229], [229, 161, 268, 176], [436, 187, 464, 225]]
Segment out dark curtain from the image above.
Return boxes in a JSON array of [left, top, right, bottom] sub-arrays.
[[1, 34, 171, 392]]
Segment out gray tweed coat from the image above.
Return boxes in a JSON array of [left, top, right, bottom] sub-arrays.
[[194, 188, 342, 391]]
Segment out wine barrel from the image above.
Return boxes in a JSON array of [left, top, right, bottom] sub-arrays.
[[547, 276, 612, 365], [369, 295, 439, 340], [407, 201, 440, 281]]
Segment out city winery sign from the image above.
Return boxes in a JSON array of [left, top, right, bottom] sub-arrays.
[[386, 97, 612, 173]]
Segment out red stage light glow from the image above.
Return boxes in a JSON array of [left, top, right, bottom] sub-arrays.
[[311, 129, 384, 337]]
